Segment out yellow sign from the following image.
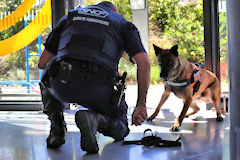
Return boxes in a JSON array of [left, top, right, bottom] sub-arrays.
[[0, 0, 52, 56]]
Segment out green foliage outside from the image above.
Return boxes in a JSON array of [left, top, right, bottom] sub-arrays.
[[28, 44, 45, 68], [150, 65, 161, 84], [107, 0, 132, 21], [85, 0, 132, 21], [0, 0, 24, 40], [149, 0, 205, 63], [219, 12, 228, 62]]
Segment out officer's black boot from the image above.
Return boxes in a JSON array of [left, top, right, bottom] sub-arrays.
[[75, 110, 129, 153], [46, 111, 67, 148], [75, 110, 101, 153]]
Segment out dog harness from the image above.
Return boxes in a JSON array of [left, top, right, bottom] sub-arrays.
[[165, 63, 202, 95], [122, 129, 181, 147]]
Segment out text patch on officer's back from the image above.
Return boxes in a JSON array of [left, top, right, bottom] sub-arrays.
[[78, 6, 109, 18], [73, 16, 110, 26]]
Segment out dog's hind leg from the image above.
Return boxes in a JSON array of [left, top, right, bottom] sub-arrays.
[[211, 81, 223, 121], [212, 95, 223, 121], [147, 89, 171, 121], [185, 103, 200, 117]]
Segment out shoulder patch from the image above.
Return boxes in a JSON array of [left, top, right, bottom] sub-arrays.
[[78, 6, 109, 18]]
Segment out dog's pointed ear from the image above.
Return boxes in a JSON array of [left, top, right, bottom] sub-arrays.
[[153, 44, 162, 56], [170, 45, 179, 57]]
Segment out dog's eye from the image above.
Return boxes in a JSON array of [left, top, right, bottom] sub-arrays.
[[169, 61, 173, 65]]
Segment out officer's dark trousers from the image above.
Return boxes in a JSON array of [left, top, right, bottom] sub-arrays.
[[40, 68, 129, 140]]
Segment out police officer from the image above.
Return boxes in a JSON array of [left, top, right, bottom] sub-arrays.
[[38, 1, 150, 153]]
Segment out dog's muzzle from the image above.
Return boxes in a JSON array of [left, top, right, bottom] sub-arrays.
[[160, 71, 168, 81]]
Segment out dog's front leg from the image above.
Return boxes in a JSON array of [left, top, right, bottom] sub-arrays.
[[171, 96, 192, 132], [148, 89, 171, 121]]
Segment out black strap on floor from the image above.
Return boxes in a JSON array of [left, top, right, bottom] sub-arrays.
[[122, 129, 181, 147]]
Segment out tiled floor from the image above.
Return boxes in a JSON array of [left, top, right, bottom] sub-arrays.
[[0, 85, 230, 160]]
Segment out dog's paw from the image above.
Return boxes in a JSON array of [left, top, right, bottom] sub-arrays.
[[170, 125, 180, 132], [216, 116, 223, 122], [170, 120, 181, 132]]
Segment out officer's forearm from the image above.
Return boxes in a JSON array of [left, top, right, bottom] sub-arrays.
[[136, 55, 150, 107]]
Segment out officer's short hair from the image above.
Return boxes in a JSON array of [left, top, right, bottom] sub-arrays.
[[98, 1, 117, 12]]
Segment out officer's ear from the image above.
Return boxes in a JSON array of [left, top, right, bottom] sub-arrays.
[[114, 8, 118, 13]]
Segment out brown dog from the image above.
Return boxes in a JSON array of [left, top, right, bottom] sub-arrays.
[[148, 44, 223, 131]]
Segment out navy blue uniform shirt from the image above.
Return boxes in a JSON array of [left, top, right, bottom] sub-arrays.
[[44, 4, 146, 62]]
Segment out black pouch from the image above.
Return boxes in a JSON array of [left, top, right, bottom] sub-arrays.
[[48, 58, 61, 78], [58, 61, 72, 84], [41, 58, 61, 88]]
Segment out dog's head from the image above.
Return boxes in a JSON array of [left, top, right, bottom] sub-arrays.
[[153, 44, 180, 81]]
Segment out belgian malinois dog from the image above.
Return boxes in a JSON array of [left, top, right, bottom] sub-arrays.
[[148, 44, 223, 131]]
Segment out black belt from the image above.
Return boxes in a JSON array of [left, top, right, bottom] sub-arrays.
[[72, 71, 113, 86], [68, 60, 114, 86]]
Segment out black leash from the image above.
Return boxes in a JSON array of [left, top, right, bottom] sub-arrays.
[[122, 129, 181, 147]]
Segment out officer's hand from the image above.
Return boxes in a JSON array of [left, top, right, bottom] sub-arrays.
[[132, 105, 147, 126]]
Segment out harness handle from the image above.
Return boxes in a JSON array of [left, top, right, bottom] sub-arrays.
[[143, 128, 154, 137]]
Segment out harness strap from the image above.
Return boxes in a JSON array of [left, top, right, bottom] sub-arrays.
[[166, 63, 203, 95], [122, 129, 181, 147], [190, 63, 202, 95], [165, 81, 188, 87]]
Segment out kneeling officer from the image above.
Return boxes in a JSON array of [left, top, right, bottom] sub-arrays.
[[38, 1, 150, 153]]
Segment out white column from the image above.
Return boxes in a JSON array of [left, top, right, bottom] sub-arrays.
[[131, 0, 149, 54]]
